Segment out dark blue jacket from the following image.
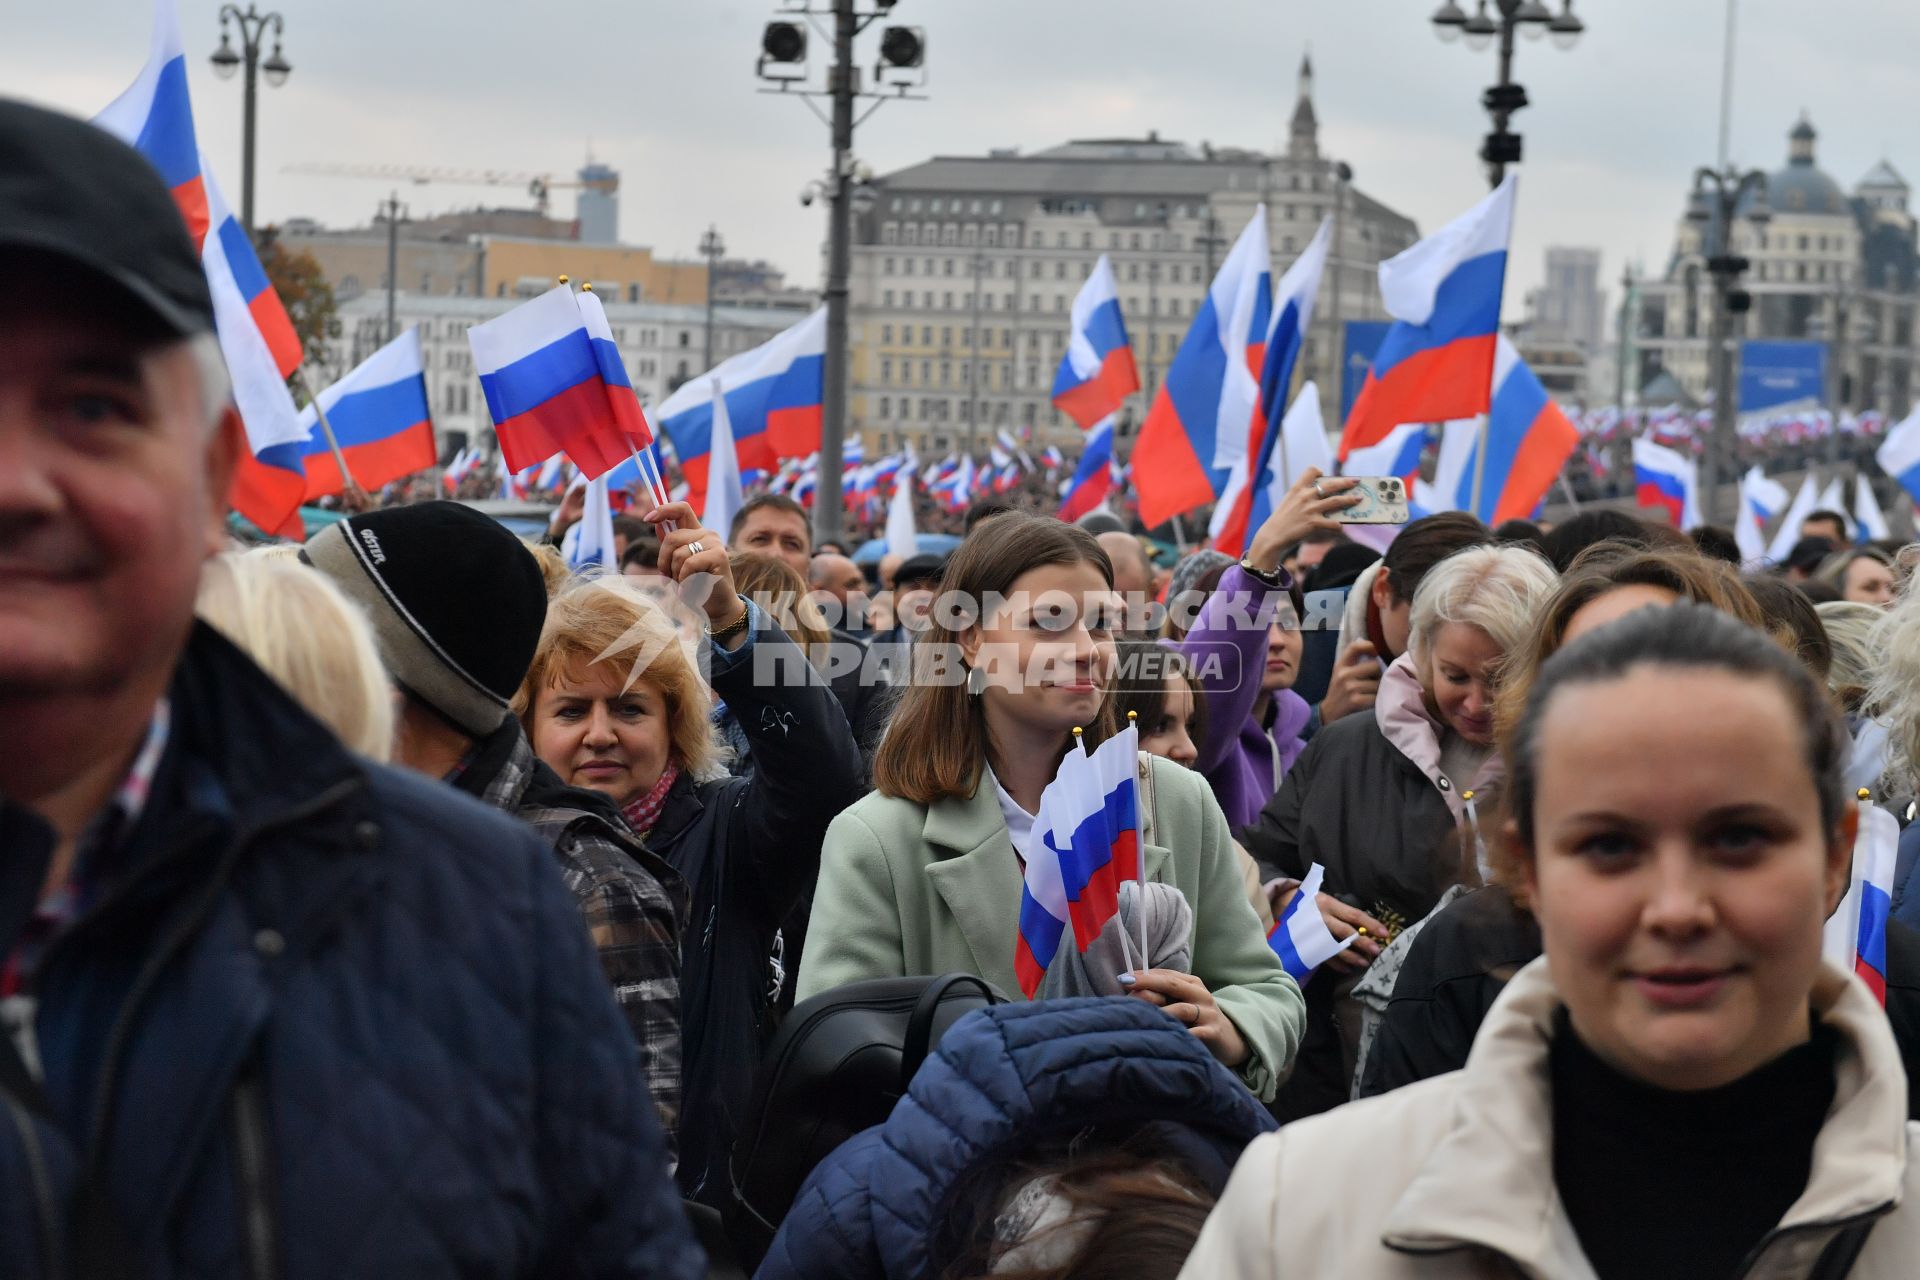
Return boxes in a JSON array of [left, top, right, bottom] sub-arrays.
[[757, 998, 1276, 1280], [0, 625, 701, 1279], [1893, 821, 1920, 932]]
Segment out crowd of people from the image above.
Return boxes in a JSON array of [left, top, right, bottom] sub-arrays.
[[14, 98, 1920, 1279]]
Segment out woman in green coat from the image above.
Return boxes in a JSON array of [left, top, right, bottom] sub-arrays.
[[798, 508, 1335, 1099]]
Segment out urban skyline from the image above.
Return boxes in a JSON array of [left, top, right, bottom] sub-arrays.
[[10, 1, 1919, 319]]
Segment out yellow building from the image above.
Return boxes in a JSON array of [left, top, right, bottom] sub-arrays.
[[478, 236, 708, 305]]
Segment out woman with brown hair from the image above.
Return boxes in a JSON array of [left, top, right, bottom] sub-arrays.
[[1185, 604, 1920, 1279], [797, 513, 1304, 1099]]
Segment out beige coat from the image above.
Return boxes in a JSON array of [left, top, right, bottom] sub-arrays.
[[1180, 957, 1920, 1279], [798, 752, 1305, 1100]]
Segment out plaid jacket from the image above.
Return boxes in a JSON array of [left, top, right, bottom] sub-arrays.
[[465, 722, 688, 1157]]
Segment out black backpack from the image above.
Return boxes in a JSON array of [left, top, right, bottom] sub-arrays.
[[724, 973, 1008, 1270]]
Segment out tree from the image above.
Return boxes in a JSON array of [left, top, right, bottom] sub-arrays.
[[255, 225, 340, 382]]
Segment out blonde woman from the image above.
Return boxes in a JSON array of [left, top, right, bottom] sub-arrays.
[[1870, 573, 1920, 931], [196, 550, 394, 759], [1241, 543, 1557, 1119], [515, 500, 862, 1206]]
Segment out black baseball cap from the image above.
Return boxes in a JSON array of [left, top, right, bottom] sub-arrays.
[[0, 98, 215, 338]]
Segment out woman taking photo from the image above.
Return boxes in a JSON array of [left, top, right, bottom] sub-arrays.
[[798, 512, 1313, 1100], [515, 500, 862, 1207], [1183, 604, 1920, 1278]]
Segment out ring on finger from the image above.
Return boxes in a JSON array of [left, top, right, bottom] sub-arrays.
[[1312, 480, 1325, 499], [687, 539, 706, 555]]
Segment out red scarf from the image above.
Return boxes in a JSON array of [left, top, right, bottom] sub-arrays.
[[620, 763, 681, 838]]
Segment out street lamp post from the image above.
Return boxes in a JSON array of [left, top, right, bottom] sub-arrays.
[[379, 193, 407, 344], [1430, 0, 1584, 187], [1687, 164, 1771, 526], [700, 224, 726, 371], [757, 1, 927, 547], [209, 4, 291, 238]]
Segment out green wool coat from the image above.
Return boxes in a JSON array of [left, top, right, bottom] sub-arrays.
[[796, 752, 1305, 1100]]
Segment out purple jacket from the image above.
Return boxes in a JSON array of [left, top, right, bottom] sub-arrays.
[[1176, 563, 1311, 830]]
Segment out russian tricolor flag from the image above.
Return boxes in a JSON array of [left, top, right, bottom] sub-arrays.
[[1823, 801, 1898, 1005], [96, 0, 310, 539], [1631, 438, 1700, 529], [1266, 863, 1355, 984], [298, 329, 436, 498], [1875, 405, 1920, 505], [1015, 724, 1142, 998], [1130, 208, 1273, 529], [1212, 220, 1334, 556], [656, 308, 826, 507], [1051, 255, 1140, 430], [1058, 419, 1118, 521], [1734, 466, 1790, 566], [469, 285, 649, 480], [1417, 337, 1578, 524], [1340, 175, 1516, 459]]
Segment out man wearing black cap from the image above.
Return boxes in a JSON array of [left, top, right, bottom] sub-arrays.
[[0, 100, 697, 1277], [306, 501, 688, 1156]]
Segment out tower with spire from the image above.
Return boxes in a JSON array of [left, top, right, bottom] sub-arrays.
[[1288, 53, 1319, 162]]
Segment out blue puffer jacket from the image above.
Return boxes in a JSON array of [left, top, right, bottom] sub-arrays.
[[0, 625, 702, 1279], [757, 998, 1276, 1280]]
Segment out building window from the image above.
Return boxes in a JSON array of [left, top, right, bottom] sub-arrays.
[[942, 326, 953, 346], [963, 225, 977, 245], [921, 360, 932, 383], [1054, 295, 1066, 312], [931, 198, 943, 213], [925, 257, 936, 274], [884, 257, 896, 273], [881, 324, 893, 343], [1109, 232, 1121, 249], [923, 291, 934, 307], [883, 289, 895, 307], [902, 225, 917, 245], [444, 382, 457, 413], [944, 224, 959, 245], [991, 199, 1003, 214], [1127, 262, 1140, 282], [1283, 236, 1295, 254], [459, 384, 470, 413], [940, 362, 951, 386], [922, 326, 933, 344], [970, 199, 983, 214], [944, 258, 956, 276], [983, 226, 999, 247], [1005, 293, 1015, 310], [1168, 233, 1181, 251], [679, 331, 690, 347], [942, 292, 953, 309], [879, 396, 891, 418], [903, 259, 914, 276], [891, 197, 903, 212], [1055, 262, 1067, 280], [1057, 231, 1069, 248]]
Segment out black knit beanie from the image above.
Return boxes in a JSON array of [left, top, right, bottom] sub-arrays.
[[305, 502, 548, 736]]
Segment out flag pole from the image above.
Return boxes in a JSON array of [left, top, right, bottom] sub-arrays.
[[1467, 417, 1492, 522], [1555, 472, 1584, 513], [1126, 709, 1147, 968], [295, 367, 360, 499]]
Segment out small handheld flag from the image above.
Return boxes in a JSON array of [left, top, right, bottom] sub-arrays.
[[1267, 863, 1356, 984], [1822, 793, 1897, 1005], [1014, 722, 1143, 997]]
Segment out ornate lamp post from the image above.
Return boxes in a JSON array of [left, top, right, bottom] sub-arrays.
[[209, 4, 291, 237]]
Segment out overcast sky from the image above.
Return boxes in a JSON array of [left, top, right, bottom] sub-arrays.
[[12, 1, 1919, 314]]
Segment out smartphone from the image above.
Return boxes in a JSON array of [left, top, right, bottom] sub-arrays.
[[1331, 476, 1412, 525]]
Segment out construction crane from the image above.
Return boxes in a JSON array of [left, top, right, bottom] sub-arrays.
[[281, 163, 617, 216]]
